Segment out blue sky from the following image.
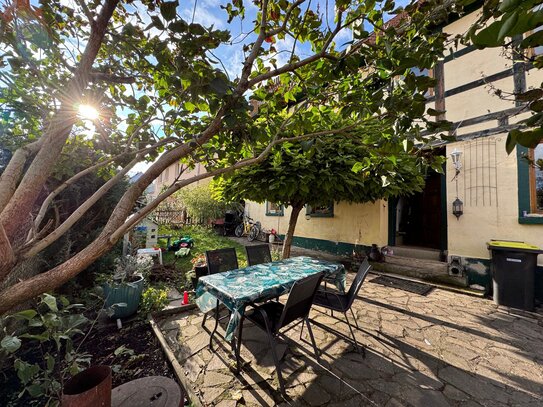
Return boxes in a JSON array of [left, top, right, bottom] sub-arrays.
[[178, 0, 412, 80]]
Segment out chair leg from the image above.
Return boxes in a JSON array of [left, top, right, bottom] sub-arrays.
[[299, 318, 304, 340], [264, 326, 286, 395], [235, 316, 244, 373], [201, 313, 207, 327], [209, 300, 220, 350], [349, 307, 359, 330], [305, 318, 321, 364], [344, 311, 362, 355]]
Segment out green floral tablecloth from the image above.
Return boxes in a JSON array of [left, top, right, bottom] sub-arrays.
[[195, 256, 346, 341]]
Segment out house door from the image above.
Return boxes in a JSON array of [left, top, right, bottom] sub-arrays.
[[389, 149, 447, 252]]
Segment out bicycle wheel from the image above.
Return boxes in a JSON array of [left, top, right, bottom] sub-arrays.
[[248, 225, 259, 241], [234, 224, 244, 237]]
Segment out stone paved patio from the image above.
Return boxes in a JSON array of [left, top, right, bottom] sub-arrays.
[[156, 273, 543, 406]]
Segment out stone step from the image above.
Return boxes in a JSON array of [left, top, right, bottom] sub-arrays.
[[389, 246, 442, 261], [371, 255, 468, 288]]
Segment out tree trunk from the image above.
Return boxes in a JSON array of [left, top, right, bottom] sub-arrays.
[[282, 202, 304, 259]]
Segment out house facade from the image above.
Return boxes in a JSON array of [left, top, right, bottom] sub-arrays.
[[245, 6, 543, 300]]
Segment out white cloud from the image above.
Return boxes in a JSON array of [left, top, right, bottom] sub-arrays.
[[180, 0, 226, 29]]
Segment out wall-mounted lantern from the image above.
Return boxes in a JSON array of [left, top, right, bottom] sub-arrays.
[[452, 198, 463, 220], [450, 148, 462, 172]]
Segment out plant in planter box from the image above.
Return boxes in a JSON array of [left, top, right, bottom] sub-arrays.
[[103, 255, 153, 318]]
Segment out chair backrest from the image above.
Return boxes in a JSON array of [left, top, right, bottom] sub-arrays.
[[205, 248, 239, 275], [345, 258, 371, 309], [277, 272, 324, 331], [245, 244, 272, 266]]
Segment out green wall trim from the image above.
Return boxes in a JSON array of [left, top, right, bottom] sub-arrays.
[[517, 145, 531, 220], [440, 163, 448, 251], [518, 217, 543, 224]]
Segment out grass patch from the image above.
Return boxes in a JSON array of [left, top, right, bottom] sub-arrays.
[[157, 226, 248, 276]]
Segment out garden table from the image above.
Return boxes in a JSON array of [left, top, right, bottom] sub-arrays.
[[194, 256, 346, 342]]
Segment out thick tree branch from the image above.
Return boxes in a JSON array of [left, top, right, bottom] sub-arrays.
[[0, 139, 42, 210], [0, 0, 120, 244]]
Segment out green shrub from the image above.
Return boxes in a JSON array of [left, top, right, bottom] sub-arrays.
[[140, 287, 169, 314], [0, 294, 91, 406]]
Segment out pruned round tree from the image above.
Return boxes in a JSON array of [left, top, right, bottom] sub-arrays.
[[215, 135, 444, 257]]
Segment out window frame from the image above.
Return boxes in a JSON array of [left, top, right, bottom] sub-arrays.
[[306, 203, 334, 218], [529, 143, 543, 214], [265, 201, 284, 216]]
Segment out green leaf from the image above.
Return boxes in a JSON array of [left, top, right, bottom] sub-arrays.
[[472, 21, 502, 47], [530, 100, 543, 112], [497, 11, 519, 41], [169, 20, 187, 33], [427, 108, 446, 116], [151, 15, 165, 30], [517, 128, 543, 148], [184, 101, 196, 112], [160, 1, 178, 21], [498, 0, 523, 13], [189, 23, 206, 35], [506, 129, 520, 154], [42, 294, 58, 312], [209, 77, 229, 95], [521, 30, 543, 48], [10, 309, 37, 320], [1, 335, 21, 353], [516, 89, 543, 102]]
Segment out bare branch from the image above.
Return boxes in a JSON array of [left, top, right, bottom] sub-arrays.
[[109, 123, 358, 242], [22, 154, 141, 260], [248, 11, 343, 88], [32, 137, 175, 234]]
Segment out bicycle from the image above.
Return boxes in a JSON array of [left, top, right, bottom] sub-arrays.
[[234, 215, 261, 242]]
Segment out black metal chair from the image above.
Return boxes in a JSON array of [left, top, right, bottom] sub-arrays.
[[311, 258, 371, 354], [202, 248, 239, 334], [245, 244, 272, 266], [239, 272, 324, 394]]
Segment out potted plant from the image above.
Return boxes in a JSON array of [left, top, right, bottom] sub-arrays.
[[102, 255, 153, 318], [188, 254, 208, 289]]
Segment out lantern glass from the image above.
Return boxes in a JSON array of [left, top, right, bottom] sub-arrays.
[[451, 148, 462, 170], [452, 198, 463, 219]]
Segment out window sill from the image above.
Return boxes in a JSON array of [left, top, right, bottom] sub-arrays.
[[266, 212, 284, 217], [519, 216, 543, 224], [307, 213, 334, 218]]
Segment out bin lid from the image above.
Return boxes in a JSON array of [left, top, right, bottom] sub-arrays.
[[487, 240, 543, 253]]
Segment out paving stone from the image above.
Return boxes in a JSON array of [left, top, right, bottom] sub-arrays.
[[301, 382, 332, 406], [200, 386, 225, 403], [241, 389, 275, 406], [155, 279, 543, 407], [203, 371, 232, 388]]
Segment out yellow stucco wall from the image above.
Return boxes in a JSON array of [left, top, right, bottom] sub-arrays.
[[446, 136, 543, 266], [245, 200, 389, 248]]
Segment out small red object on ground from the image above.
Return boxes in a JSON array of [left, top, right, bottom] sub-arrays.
[[183, 291, 189, 305]]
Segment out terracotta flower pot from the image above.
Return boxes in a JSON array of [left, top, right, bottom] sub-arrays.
[[62, 365, 112, 407]]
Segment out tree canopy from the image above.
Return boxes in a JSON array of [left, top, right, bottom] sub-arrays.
[[0, 0, 455, 314], [215, 135, 443, 256]]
